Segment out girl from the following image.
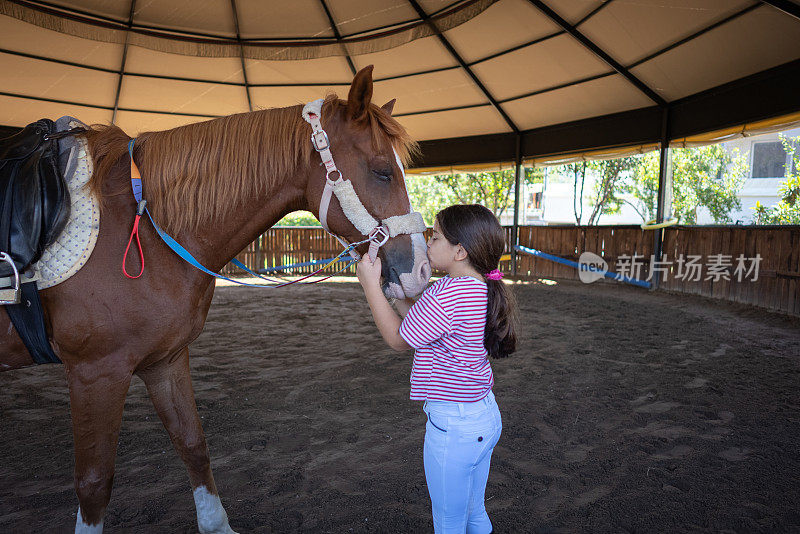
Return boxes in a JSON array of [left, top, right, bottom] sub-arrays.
[[356, 204, 517, 534]]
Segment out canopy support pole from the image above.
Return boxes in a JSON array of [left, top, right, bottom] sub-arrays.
[[319, 0, 357, 75], [652, 108, 670, 290], [511, 133, 522, 275], [405, 0, 519, 134], [111, 0, 136, 124], [527, 0, 666, 107], [761, 0, 800, 21], [230, 0, 253, 112]]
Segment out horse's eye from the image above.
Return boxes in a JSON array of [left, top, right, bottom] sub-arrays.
[[372, 169, 392, 182]]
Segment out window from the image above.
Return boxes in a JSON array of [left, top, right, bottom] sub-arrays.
[[752, 141, 787, 178], [528, 191, 542, 210]]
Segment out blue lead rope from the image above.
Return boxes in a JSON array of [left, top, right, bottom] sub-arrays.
[[127, 139, 356, 287]]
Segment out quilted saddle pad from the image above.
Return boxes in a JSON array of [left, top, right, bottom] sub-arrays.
[[35, 118, 100, 289]]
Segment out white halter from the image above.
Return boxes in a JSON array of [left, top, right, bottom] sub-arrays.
[[302, 99, 426, 261]]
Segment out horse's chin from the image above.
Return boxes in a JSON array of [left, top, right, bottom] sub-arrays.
[[383, 273, 429, 300], [383, 281, 406, 300]]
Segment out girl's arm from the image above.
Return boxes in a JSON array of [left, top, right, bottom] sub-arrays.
[[356, 258, 412, 352], [394, 297, 416, 318]]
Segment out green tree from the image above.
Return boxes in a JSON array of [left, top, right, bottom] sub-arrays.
[[548, 157, 643, 225], [670, 144, 747, 224], [622, 152, 660, 222], [524, 166, 546, 187], [406, 167, 540, 225], [623, 144, 748, 224], [433, 169, 516, 218], [405, 173, 458, 225], [586, 157, 640, 225], [752, 135, 800, 224], [563, 162, 587, 225], [275, 210, 320, 226]]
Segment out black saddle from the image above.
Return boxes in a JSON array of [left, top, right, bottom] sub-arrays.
[[0, 119, 74, 278], [1, 119, 84, 365]]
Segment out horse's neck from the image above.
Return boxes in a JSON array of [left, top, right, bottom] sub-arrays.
[[190, 172, 309, 272], [137, 108, 315, 272]]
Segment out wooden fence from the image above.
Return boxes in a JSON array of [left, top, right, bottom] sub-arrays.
[[223, 225, 800, 316], [511, 225, 655, 281], [660, 226, 799, 316], [221, 227, 361, 277], [511, 225, 799, 316]]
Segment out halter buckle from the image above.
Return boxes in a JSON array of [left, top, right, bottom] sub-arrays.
[[311, 130, 330, 152]]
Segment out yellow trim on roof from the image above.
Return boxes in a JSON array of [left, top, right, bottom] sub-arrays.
[[671, 111, 800, 148]]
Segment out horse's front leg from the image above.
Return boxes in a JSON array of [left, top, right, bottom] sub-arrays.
[[67, 357, 133, 533], [137, 347, 237, 534]]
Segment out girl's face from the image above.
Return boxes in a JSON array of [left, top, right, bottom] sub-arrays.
[[427, 220, 461, 272]]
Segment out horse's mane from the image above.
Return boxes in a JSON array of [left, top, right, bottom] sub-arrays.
[[85, 95, 416, 235]]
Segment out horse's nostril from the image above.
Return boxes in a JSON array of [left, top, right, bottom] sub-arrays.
[[417, 259, 431, 280]]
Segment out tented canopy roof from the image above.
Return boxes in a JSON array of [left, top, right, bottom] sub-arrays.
[[1, 0, 800, 167]]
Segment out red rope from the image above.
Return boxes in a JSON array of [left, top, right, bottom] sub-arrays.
[[122, 214, 144, 279]]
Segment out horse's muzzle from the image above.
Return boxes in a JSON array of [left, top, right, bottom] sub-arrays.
[[382, 233, 430, 299]]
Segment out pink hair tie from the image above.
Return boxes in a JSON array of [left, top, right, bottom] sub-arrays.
[[485, 269, 504, 280]]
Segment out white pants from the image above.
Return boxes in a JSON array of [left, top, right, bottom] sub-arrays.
[[423, 391, 502, 534]]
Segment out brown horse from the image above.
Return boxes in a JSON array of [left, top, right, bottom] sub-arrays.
[[0, 66, 430, 533]]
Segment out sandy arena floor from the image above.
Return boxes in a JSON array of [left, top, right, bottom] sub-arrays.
[[1, 278, 799, 533]]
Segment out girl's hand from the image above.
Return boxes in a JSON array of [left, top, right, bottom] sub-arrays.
[[356, 256, 382, 288]]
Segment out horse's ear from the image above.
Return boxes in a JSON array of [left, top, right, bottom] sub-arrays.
[[347, 65, 374, 122], [381, 99, 396, 116]]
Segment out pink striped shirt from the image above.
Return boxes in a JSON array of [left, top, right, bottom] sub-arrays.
[[399, 276, 493, 402]]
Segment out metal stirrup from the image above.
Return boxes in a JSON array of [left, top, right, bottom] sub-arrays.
[[0, 252, 22, 305]]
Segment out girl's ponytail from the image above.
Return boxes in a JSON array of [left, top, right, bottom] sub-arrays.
[[436, 204, 518, 359], [485, 277, 517, 359]]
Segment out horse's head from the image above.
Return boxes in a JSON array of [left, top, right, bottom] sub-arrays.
[[304, 66, 430, 299]]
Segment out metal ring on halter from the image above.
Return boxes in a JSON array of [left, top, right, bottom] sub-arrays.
[[326, 169, 342, 182], [369, 226, 390, 247]]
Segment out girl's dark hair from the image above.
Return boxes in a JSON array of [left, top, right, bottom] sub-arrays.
[[436, 204, 518, 359]]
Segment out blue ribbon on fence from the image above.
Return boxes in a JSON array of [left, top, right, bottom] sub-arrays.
[[514, 245, 651, 289]]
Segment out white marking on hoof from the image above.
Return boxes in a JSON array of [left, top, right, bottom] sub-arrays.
[[75, 507, 103, 534], [193, 486, 237, 534]]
